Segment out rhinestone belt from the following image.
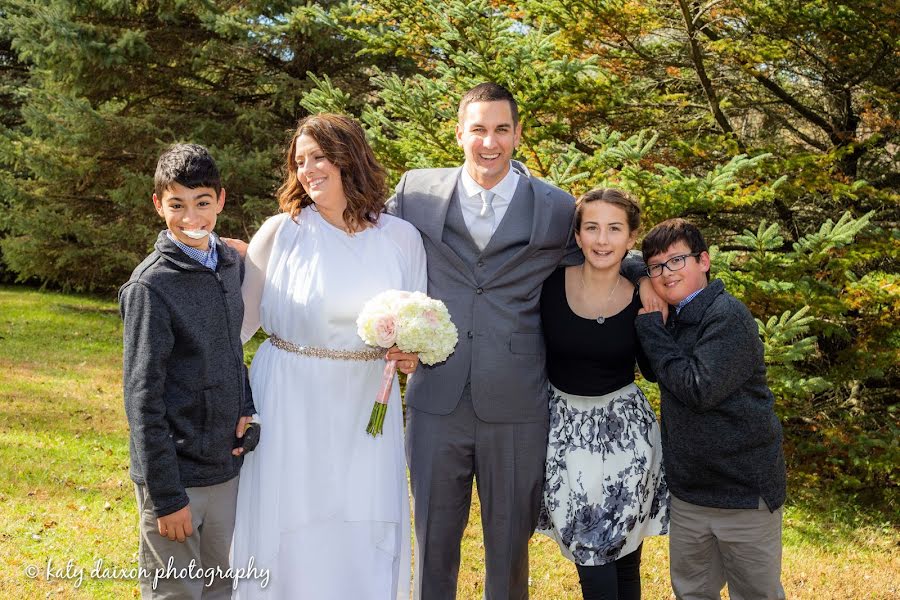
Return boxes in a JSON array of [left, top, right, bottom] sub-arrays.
[[268, 334, 384, 361]]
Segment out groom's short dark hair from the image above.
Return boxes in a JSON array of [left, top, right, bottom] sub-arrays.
[[458, 83, 519, 127]]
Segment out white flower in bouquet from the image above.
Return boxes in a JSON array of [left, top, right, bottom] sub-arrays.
[[394, 292, 457, 365], [356, 289, 458, 436]]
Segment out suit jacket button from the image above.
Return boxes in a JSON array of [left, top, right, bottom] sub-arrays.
[[477, 260, 485, 267], [476, 287, 483, 294], [467, 331, 473, 339]]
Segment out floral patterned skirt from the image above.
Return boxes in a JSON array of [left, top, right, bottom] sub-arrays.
[[537, 382, 669, 566]]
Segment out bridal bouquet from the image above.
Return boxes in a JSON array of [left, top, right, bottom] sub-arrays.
[[357, 290, 458, 436]]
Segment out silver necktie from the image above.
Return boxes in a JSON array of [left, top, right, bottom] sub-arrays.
[[470, 190, 495, 250]]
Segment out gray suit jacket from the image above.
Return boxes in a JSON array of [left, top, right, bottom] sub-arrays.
[[387, 165, 579, 423]]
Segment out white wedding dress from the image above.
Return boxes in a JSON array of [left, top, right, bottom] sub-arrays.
[[232, 210, 426, 599]]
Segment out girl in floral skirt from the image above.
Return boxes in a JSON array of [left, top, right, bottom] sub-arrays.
[[537, 188, 669, 600]]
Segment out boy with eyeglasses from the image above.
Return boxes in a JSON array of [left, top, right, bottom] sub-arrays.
[[635, 218, 786, 600]]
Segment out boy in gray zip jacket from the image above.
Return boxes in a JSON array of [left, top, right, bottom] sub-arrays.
[[119, 144, 257, 598], [635, 218, 786, 600]]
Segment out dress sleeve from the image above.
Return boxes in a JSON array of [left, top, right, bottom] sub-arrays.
[[241, 214, 286, 343]]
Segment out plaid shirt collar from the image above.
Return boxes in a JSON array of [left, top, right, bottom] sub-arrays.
[[165, 230, 218, 271], [675, 287, 705, 315]]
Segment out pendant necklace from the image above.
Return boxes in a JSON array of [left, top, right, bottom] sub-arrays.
[[581, 267, 621, 324]]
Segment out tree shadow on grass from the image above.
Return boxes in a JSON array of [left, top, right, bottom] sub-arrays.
[[0, 365, 124, 438], [783, 473, 899, 552], [53, 302, 120, 316]]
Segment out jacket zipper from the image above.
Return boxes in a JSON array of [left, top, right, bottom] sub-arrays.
[[213, 269, 247, 416]]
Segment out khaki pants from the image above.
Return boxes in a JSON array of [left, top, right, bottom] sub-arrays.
[[669, 495, 786, 600], [135, 477, 239, 599]]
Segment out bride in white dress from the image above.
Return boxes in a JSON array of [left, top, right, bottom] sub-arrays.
[[232, 114, 426, 599]]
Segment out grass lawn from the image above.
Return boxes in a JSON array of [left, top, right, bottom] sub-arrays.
[[1, 285, 897, 598]]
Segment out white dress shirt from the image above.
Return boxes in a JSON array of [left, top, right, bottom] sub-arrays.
[[457, 164, 520, 241]]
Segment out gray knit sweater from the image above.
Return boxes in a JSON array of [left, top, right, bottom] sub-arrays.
[[635, 279, 786, 511], [119, 232, 254, 517]]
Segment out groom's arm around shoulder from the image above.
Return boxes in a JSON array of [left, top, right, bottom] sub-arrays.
[[527, 175, 578, 260], [386, 167, 458, 218], [385, 170, 412, 218], [526, 169, 576, 215]]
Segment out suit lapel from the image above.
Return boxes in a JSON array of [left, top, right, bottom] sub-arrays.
[[528, 178, 554, 247], [415, 168, 458, 244], [408, 167, 476, 281], [482, 175, 554, 281], [505, 160, 553, 250]]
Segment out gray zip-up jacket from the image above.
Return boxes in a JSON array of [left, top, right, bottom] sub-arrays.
[[119, 232, 254, 517], [635, 279, 786, 511]]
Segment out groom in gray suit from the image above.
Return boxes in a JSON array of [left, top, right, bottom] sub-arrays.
[[388, 83, 651, 599]]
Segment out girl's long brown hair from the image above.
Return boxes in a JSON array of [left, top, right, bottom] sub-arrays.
[[277, 113, 387, 231]]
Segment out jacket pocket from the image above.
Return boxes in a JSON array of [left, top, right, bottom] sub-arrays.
[[510, 332, 544, 355]]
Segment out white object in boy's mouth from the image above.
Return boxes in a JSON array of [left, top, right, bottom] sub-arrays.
[[183, 229, 210, 239]]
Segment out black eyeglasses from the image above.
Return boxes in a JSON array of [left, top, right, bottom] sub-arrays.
[[645, 253, 701, 278]]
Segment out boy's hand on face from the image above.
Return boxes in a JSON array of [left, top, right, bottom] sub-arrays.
[[222, 237, 248, 258], [232, 416, 254, 456], [157, 505, 193, 542], [638, 277, 669, 321]]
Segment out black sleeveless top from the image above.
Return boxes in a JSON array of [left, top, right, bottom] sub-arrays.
[[540, 267, 655, 396]]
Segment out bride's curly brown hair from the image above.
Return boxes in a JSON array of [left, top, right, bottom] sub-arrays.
[[277, 113, 387, 231]]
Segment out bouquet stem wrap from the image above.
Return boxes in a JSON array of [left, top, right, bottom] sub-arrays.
[[367, 359, 396, 437]]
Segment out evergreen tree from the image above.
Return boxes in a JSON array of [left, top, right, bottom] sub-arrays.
[[1, 0, 895, 494], [0, 3, 30, 282], [305, 0, 898, 495], [0, 0, 412, 291], [518, 0, 899, 181]]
